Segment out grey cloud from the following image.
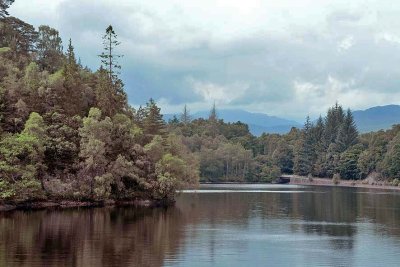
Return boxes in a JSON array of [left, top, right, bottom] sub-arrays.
[[17, 0, 400, 118]]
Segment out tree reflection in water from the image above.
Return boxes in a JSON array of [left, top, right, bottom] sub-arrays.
[[1, 186, 400, 267]]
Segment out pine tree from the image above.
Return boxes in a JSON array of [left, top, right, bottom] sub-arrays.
[[293, 116, 314, 176], [37, 25, 63, 72], [180, 104, 191, 124], [324, 102, 345, 146], [208, 102, 219, 137], [336, 109, 358, 152], [64, 39, 78, 77], [143, 98, 166, 142], [97, 25, 127, 117], [100, 25, 122, 84], [62, 39, 83, 115], [209, 101, 218, 122], [0, 0, 14, 18]]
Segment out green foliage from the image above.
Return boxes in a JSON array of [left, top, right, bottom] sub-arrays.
[[0, 14, 198, 205], [142, 98, 166, 142], [260, 163, 281, 183], [382, 132, 400, 179], [145, 135, 165, 163], [337, 145, 363, 180], [336, 109, 358, 152], [333, 173, 341, 185], [293, 117, 314, 176], [37, 25, 63, 72], [0, 130, 45, 202]]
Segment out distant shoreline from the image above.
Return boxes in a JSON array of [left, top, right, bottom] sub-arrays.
[[287, 175, 400, 191], [200, 177, 400, 191]]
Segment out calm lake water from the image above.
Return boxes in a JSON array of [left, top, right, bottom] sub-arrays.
[[1, 184, 400, 267]]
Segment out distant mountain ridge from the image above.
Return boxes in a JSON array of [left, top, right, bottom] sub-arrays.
[[164, 109, 302, 136], [353, 105, 400, 133], [164, 105, 400, 136]]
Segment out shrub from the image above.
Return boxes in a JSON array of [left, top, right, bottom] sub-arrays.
[[332, 173, 341, 185], [392, 178, 400, 187]]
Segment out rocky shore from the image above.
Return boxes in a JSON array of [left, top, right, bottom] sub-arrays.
[[287, 175, 400, 191]]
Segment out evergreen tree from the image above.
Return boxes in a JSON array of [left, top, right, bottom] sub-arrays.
[[99, 25, 122, 83], [208, 102, 219, 137], [209, 101, 218, 122], [62, 39, 84, 115], [0, 0, 14, 18], [97, 25, 127, 117], [36, 25, 63, 72], [143, 98, 166, 143], [336, 109, 358, 152], [293, 116, 314, 175], [180, 104, 191, 124], [324, 103, 345, 146], [0, 17, 38, 58]]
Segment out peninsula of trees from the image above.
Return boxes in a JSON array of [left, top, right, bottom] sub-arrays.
[[0, 1, 198, 205]]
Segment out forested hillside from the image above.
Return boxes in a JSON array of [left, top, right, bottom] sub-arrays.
[[0, 1, 199, 204], [169, 103, 400, 185]]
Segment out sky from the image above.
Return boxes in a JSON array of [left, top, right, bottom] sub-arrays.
[[8, 0, 400, 121]]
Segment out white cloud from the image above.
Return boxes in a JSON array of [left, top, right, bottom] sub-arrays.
[[338, 36, 355, 51], [375, 32, 400, 45], [189, 78, 249, 105]]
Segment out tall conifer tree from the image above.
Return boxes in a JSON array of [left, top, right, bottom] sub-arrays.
[[98, 25, 127, 116], [180, 104, 191, 125]]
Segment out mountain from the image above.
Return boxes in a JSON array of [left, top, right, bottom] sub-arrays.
[[164, 109, 302, 136], [353, 105, 400, 133], [164, 105, 400, 136]]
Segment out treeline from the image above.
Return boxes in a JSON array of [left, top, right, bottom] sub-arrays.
[[0, 2, 198, 203], [169, 103, 400, 185]]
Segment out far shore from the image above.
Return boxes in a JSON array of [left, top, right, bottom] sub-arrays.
[[286, 175, 400, 191]]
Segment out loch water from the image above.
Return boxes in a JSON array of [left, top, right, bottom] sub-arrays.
[[1, 184, 400, 267]]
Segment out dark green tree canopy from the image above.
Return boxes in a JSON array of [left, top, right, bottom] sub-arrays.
[[0, 0, 14, 18]]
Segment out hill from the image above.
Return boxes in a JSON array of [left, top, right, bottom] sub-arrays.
[[353, 105, 400, 133], [164, 109, 302, 135]]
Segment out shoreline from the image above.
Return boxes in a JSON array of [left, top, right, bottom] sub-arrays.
[[0, 198, 172, 212], [286, 175, 400, 191]]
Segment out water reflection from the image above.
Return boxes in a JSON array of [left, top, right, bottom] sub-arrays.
[[0, 185, 400, 267]]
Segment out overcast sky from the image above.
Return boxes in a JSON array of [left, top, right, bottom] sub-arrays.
[[9, 0, 400, 121]]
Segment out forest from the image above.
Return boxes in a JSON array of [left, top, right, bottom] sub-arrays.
[[168, 103, 400, 185], [1, 0, 400, 205]]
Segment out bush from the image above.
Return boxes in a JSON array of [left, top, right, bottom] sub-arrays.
[[392, 178, 400, 187], [332, 173, 341, 185], [261, 165, 281, 183]]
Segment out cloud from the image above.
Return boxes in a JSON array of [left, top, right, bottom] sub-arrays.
[[338, 36, 355, 51], [8, 0, 400, 120]]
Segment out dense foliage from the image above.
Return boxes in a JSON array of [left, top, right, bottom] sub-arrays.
[[169, 102, 400, 185], [0, 3, 199, 203]]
